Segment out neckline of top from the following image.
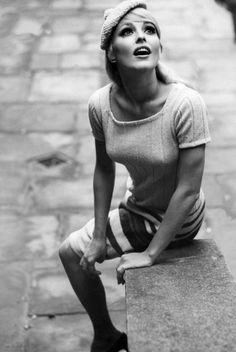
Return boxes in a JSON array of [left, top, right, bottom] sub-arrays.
[[107, 82, 178, 125]]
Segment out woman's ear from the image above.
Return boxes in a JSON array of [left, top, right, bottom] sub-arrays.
[[107, 45, 116, 63]]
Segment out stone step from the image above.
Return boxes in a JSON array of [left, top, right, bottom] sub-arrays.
[[125, 239, 236, 352]]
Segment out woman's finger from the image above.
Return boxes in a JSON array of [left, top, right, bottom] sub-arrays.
[[116, 265, 126, 285]]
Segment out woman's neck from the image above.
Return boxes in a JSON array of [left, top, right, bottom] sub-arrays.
[[118, 68, 161, 105]]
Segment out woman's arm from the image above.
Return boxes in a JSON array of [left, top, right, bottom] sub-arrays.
[[116, 144, 205, 283], [80, 139, 115, 274], [93, 140, 115, 240], [145, 144, 205, 262]]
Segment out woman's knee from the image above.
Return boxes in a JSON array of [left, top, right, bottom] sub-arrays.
[[59, 239, 81, 265]]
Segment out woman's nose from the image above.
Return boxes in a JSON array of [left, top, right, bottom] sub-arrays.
[[136, 30, 146, 42]]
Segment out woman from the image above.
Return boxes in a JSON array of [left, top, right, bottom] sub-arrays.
[[59, 1, 211, 351]]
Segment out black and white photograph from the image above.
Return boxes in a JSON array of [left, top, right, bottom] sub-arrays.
[[0, 0, 236, 351]]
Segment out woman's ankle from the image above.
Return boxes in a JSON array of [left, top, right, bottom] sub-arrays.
[[93, 328, 122, 343]]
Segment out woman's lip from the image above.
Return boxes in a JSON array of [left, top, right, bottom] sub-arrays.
[[133, 46, 151, 56]]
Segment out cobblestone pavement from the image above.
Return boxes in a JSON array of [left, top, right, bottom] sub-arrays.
[[0, 0, 236, 351]]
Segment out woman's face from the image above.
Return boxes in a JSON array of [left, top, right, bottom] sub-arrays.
[[109, 8, 161, 72]]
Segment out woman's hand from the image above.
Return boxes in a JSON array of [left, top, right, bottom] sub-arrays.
[[80, 237, 107, 276], [116, 251, 153, 285]]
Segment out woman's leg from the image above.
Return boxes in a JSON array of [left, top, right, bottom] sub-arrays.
[[59, 239, 122, 350]]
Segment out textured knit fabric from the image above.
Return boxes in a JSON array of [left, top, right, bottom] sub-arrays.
[[88, 82, 211, 216], [100, 0, 162, 50]]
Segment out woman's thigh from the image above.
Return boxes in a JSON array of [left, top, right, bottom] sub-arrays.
[[66, 206, 157, 260]]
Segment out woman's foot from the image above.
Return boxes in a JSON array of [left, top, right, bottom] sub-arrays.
[[91, 331, 128, 352]]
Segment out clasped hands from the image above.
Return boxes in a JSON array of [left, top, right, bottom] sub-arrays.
[[80, 238, 154, 285]]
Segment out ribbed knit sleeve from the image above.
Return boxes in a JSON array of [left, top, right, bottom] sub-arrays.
[[88, 90, 105, 142], [174, 89, 211, 149]]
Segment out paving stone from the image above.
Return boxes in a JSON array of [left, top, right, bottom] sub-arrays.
[[205, 148, 236, 174], [0, 162, 28, 211], [38, 34, 80, 53], [60, 52, 100, 69], [52, 16, 102, 33], [65, 210, 94, 236], [0, 104, 78, 133], [208, 112, 236, 147], [205, 209, 236, 278], [25, 311, 126, 352], [0, 133, 75, 162], [81, 32, 101, 51], [51, 0, 82, 9], [29, 258, 125, 315], [0, 261, 31, 352], [28, 156, 79, 180], [75, 104, 90, 133], [201, 67, 236, 92], [0, 213, 60, 262], [29, 178, 93, 210], [76, 134, 95, 173], [84, 0, 119, 10], [29, 71, 100, 102], [13, 17, 42, 36], [203, 92, 236, 109], [30, 54, 59, 70], [0, 36, 31, 72], [202, 174, 225, 208], [0, 75, 30, 102], [126, 242, 236, 352], [217, 174, 236, 217], [163, 60, 199, 83]]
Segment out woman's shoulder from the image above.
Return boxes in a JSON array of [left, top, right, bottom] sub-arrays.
[[88, 83, 112, 110], [173, 83, 206, 110]]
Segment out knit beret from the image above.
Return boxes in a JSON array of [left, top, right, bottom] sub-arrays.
[[100, 0, 148, 50]]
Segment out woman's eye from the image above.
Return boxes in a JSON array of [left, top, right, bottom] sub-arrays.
[[145, 26, 156, 34], [120, 28, 133, 36]]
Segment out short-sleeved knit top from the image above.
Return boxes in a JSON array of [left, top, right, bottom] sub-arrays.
[[88, 82, 211, 216]]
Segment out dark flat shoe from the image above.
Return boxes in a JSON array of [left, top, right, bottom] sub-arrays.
[[107, 332, 129, 352]]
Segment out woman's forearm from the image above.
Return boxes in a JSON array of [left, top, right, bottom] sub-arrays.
[[145, 188, 199, 262], [93, 163, 115, 240]]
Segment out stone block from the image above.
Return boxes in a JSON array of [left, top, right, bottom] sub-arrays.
[[29, 258, 125, 315], [25, 311, 126, 352], [202, 174, 225, 208], [0, 162, 28, 210], [205, 209, 236, 278], [0, 36, 30, 72], [0, 133, 75, 162], [51, 0, 82, 9], [13, 17, 42, 36], [0, 214, 60, 261], [60, 52, 100, 69], [29, 178, 94, 210], [52, 16, 102, 33], [38, 35, 80, 53], [0, 104, 79, 133], [65, 210, 93, 236], [84, 0, 119, 10], [0, 75, 30, 102], [208, 112, 236, 147], [30, 54, 59, 70], [29, 71, 100, 102], [205, 148, 236, 174], [217, 174, 236, 217], [126, 240, 236, 352], [0, 261, 31, 352]]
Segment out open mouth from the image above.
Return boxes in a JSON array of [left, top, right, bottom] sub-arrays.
[[133, 46, 151, 56]]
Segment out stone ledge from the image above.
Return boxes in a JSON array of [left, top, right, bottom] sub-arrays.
[[125, 239, 236, 352]]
